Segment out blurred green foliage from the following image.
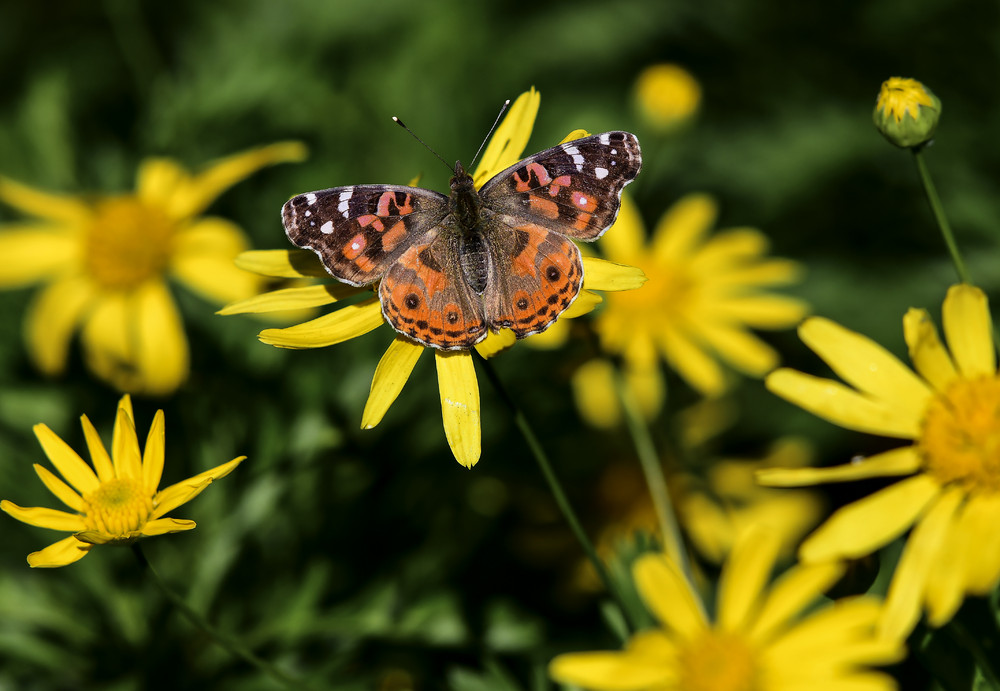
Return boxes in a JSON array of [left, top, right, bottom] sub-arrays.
[[1, 0, 999, 688]]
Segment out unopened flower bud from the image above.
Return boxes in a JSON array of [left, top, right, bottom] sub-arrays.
[[873, 77, 941, 149]]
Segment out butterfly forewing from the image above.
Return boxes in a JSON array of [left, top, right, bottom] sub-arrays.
[[282, 185, 449, 286], [480, 131, 641, 241]]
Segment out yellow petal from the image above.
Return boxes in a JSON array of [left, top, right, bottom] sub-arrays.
[[33, 423, 99, 494], [562, 289, 603, 319], [136, 157, 187, 207], [475, 328, 518, 357], [112, 407, 143, 481], [170, 217, 259, 304], [879, 486, 963, 640], [473, 88, 539, 188], [165, 142, 308, 219], [549, 649, 677, 690], [651, 193, 716, 264], [690, 320, 779, 377], [757, 446, 922, 486], [25, 276, 95, 375], [140, 517, 196, 536], [581, 256, 647, 292], [903, 307, 957, 391], [766, 369, 920, 439], [688, 228, 769, 267], [0, 176, 91, 223], [133, 281, 190, 395], [703, 294, 809, 329], [800, 474, 941, 563], [597, 194, 647, 263], [798, 317, 932, 419], [32, 464, 85, 512], [259, 298, 385, 348], [657, 321, 727, 396], [707, 258, 804, 288], [361, 337, 423, 429], [559, 129, 591, 144], [960, 494, 1000, 593], [234, 249, 329, 278], [435, 351, 481, 468], [571, 359, 622, 429], [0, 500, 86, 531], [78, 416, 114, 494], [152, 456, 244, 519], [717, 528, 780, 632], [633, 553, 707, 640], [942, 284, 995, 378], [925, 496, 974, 627], [624, 355, 664, 420], [26, 536, 92, 568], [750, 561, 846, 643], [219, 283, 362, 315], [0, 226, 78, 287], [142, 410, 166, 494]]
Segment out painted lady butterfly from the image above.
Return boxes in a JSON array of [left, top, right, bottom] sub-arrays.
[[282, 131, 641, 349]]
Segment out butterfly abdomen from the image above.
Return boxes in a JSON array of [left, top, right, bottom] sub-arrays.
[[459, 232, 489, 294]]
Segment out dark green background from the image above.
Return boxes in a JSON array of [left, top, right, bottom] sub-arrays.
[[1, 0, 997, 688]]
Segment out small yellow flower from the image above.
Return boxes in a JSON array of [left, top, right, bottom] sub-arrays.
[[222, 90, 645, 467], [0, 142, 306, 395], [762, 284, 1000, 639], [633, 63, 701, 132], [1, 395, 244, 568], [873, 77, 941, 148], [575, 194, 808, 426], [551, 530, 904, 690]]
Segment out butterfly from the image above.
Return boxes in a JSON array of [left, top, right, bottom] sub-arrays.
[[281, 131, 642, 349]]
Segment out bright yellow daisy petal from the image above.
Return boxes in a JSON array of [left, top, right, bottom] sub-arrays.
[[689, 320, 778, 377], [32, 464, 85, 512], [132, 280, 190, 395], [33, 423, 100, 494], [26, 536, 91, 568], [362, 337, 424, 429], [717, 529, 780, 632], [757, 446, 922, 486], [902, 307, 957, 390], [25, 276, 95, 375], [799, 474, 941, 563], [139, 517, 197, 537], [142, 410, 166, 495], [170, 217, 260, 304], [0, 501, 87, 531], [633, 553, 707, 640], [111, 407, 143, 481], [473, 87, 539, 188], [0, 176, 91, 223], [234, 248, 329, 278], [549, 649, 677, 690], [961, 494, 1000, 592], [80, 415, 114, 482], [750, 561, 846, 642], [219, 283, 361, 315], [942, 283, 995, 377], [259, 297, 385, 348], [581, 256, 647, 292], [651, 193, 716, 263], [435, 351, 481, 468], [658, 320, 727, 396], [0, 227, 77, 287], [571, 358, 622, 429], [597, 194, 645, 262]]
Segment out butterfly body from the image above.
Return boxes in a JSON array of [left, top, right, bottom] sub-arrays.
[[282, 131, 641, 349]]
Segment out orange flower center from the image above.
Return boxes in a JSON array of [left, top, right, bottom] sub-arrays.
[[83, 478, 153, 539], [678, 630, 759, 691], [920, 375, 1000, 494], [84, 197, 174, 290]]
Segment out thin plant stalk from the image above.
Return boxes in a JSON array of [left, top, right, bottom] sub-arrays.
[[132, 544, 310, 690], [912, 147, 973, 285], [476, 353, 636, 634]]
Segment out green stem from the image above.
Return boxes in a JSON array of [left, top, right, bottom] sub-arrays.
[[612, 370, 692, 587], [912, 147, 973, 285], [131, 544, 310, 690], [476, 354, 636, 634]]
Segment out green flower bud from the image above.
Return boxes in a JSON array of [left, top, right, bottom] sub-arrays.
[[873, 77, 941, 149]]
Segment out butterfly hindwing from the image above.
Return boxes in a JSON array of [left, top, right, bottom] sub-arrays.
[[282, 185, 449, 286], [379, 224, 488, 348], [481, 219, 584, 338], [479, 131, 642, 241]]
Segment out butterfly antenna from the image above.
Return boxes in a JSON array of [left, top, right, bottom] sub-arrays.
[[468, 99, 511, 170], [392, 116, 453, 171]]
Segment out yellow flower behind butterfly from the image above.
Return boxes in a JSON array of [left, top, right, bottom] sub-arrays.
[[1, 395, 244, 568], [762, 284, 1000, 640], [0, 142, 306, 395], [551, 530, 904, 691], [572, 193, 808, 427], [222, 89, 646, 467]]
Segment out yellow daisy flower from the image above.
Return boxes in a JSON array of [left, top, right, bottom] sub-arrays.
[[762, 284, 1000, 640], [1, 395, 244, 568], [551, 529, 904, 690], [574, 193, 808, 426], [873, 77, 941, 149], [222, 89, 645, 467], [633, 63, 701, 132], [0, 142, 307, 395]]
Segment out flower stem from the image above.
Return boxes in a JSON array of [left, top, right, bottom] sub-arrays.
[[476, 354, 636, 633], [912, 147, 973, 285], [945, 619, 1000, 689], [612, 369, 692, 586], [131, 544, 311, 690]]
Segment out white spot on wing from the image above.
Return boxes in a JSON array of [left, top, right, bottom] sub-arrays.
[[599, 133, 611, 145], [304, 210, 312, 217], [305, 193, 317, 205], [320, 220, 334, 234], [611, 149, 617, 155], [563, 145, 585, 171], [595, 167, 609, 179], [338, 190, 353, 218]]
